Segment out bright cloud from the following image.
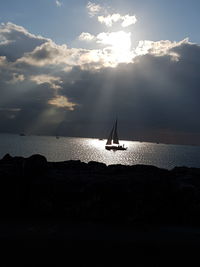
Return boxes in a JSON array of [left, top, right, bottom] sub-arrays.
[[98, 14, 121, 27], [98, 13, 137, 27], [135, 38, 189, 58], [79, 32, 95, 41], [48, 95, 77, 110], [87, 2, 102, 17], [121, 15, 137, 27]]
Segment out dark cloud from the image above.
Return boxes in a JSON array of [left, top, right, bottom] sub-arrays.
[[0, 22, 48, 61], [0, 23, 200, 145]]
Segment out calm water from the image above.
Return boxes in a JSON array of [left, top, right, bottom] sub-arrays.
[[0, 134, 200, 169]]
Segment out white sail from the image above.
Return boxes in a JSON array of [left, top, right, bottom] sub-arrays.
[[106, 126, 114, 145], [113, 120, 119, 144]]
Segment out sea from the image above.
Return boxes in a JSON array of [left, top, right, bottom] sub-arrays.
[[0, 133, 200, 170]]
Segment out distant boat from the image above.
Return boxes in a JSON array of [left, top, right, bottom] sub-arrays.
[[56, 136, 59, 139], [99, 138, 104, 140], [105, 120, 127, 151], [19, 133, 25, 136]]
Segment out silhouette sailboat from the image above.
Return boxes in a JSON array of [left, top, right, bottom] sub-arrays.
[[105, 120, 127, 150]]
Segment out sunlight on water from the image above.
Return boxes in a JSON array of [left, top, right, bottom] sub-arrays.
[[0, 134, 200, 169]]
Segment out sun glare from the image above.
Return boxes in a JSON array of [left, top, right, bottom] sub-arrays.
[[97, 31, 133, 64]]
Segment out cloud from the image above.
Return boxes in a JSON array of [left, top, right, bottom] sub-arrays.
[[17, 32, 133, 69], [0, 22, 132, 69], [87, 2, 102, 17], [98, 14, 121, 27], [55, 0, 62, 7], [79, 32, 95, 42], [135, 38, 189, 58], [0, 22, 200, 144], [7, 73, 25, 84], [0, 56, 7, 66], [30, 74, 62, 89], [48, 95, 77, 110], [98, 13, 137, 27], [86, 2, 137, 28], [121, 15, 137, 27], [16, 41, 68, 66], [16, 40, 105, 68], [0, 22, 48, 61]]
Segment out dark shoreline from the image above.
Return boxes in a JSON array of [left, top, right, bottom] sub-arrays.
[[1, 153, 200, 265]]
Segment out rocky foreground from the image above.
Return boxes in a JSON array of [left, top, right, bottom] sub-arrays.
[[1, 153, 200, 265], [1, 153, 200, 225]]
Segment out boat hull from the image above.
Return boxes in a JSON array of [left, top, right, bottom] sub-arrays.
[[105, 145, 127, 151]]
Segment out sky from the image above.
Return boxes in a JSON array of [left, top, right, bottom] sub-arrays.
[[0, 0, 200, 145]]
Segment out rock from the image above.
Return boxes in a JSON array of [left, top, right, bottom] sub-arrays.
[[24, 154, 47, 173], [88, 161, 106, 170], [1, 153, 13, 162], [0, 153, 200, 227]]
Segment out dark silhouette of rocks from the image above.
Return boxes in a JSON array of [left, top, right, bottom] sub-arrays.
[[24, 154, 47, 175], [1, 154, 200, 266], [0, 153, 200, 226]]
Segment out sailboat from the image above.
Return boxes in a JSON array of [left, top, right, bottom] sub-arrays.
[[105, 120, 127, 151]]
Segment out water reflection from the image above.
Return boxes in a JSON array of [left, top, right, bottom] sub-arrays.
[[0, 134, 200, 169]]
